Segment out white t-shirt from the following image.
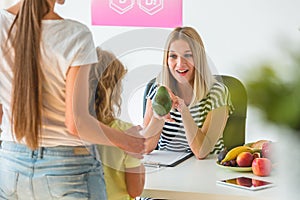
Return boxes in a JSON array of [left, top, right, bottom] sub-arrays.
[[0, 9, 97, 146]]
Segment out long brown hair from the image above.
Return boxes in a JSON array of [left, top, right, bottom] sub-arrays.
[[92, 48, 127, 125], [8, 0, 50, 149]]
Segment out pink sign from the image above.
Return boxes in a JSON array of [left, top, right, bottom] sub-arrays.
[[91, 0, 182, 28]]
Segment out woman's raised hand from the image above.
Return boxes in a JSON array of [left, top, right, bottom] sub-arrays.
[[165, 87, 186, 113], [171, 96, 186, 113]]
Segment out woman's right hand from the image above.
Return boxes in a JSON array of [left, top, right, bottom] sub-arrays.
[[152, 86, 175, 122], [153, 109, 174, 123]]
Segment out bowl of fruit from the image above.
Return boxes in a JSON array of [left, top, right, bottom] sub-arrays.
[[216, 146, 257, 172], [216, 140, 276, 176]]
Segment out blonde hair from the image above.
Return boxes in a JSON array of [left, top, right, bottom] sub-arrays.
[[160, 26, 215, 106], [8, 0, 50, 150], [92, 48, 127, 125]]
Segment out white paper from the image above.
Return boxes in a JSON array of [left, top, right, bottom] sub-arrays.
[[142, 150, 193, 167]]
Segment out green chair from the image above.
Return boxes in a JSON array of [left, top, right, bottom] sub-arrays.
[[215, 75, 247, 150], [142, 75, 247, 150]]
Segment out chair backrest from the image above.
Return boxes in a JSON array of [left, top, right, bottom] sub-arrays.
[[215, 75, 247, 150], [142, 75, 247, 150], [142, 78, 156, 117]]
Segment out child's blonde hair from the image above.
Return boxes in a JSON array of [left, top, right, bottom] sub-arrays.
[[92, 47, 127, 125]]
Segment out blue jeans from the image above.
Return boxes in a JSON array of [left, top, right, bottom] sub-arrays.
[[0, 141, 107, 200]]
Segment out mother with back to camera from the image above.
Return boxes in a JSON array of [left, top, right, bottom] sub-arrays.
[[0, 0, 145, 199]]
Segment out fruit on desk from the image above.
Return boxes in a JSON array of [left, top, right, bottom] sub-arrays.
[[253, 152, 261, 159], [243, 142, 254, 147], [152, 86, 172, 116], [261, 141, 274, 159], [229, 159, 237, 167], [249, 140, 270, 149], [221, 146, 254, 164], [217, 148, 228, 163], [222, 161, 231, 166], [252, 158, 272, 177], [236, 152, 254, 167]]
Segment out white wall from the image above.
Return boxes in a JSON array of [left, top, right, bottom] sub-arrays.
[[2, 0, 299, 72], [1, 0, 299, 141]]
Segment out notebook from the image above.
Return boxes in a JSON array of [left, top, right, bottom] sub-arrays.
[[142, 150, 193, 167]]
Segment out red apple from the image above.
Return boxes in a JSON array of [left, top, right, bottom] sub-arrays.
[[236, 152, 254, 167], [237, 177, 252, 187], [252, 158, 272, 177]]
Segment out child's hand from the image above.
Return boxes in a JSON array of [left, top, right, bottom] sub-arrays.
[[124, 125, 145, 159], [125, 125, 143, 136]]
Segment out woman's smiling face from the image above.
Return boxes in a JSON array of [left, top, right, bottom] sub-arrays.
[[167, 39, 195, 85]]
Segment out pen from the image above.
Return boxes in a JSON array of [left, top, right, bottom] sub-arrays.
[[143, 162, 161, 168]]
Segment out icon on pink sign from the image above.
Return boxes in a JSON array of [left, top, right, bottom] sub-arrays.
[[138, 0, 164, 15], [109, 0, 135, 14], [92, 0, 182, 28]]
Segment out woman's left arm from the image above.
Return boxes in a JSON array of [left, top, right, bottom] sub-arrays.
[[177, 100, 228, 159]]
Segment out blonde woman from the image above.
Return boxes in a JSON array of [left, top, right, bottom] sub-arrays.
[[0, 0, 144, 199], [89, 48, 145, 200], [143, 26, 233, 159]]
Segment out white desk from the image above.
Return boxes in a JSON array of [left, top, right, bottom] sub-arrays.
[[142, 155, 280, 200]]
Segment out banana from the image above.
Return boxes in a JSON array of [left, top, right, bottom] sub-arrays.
[[221, 146, 254, 164]]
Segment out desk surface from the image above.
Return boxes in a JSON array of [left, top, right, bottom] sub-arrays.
[[142, 155, 280, 200]]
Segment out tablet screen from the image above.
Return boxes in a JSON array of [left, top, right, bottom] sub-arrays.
[[217, 176, 275, 191]]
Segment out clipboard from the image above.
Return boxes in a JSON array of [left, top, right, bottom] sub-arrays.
[[142, 150, 193, 167]]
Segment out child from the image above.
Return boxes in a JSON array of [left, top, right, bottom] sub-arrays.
[[90, 47, 145, 200]]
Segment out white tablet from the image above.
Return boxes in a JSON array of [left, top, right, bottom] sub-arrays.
[[217, 176, 275, 191]]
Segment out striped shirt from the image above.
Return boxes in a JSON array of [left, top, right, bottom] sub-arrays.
[[147, 81, 234, 155]]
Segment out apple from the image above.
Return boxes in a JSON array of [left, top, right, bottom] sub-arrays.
[[236, 152, 254, 167], [237, 177, 252, 187], [252, 158, 272, 177]]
